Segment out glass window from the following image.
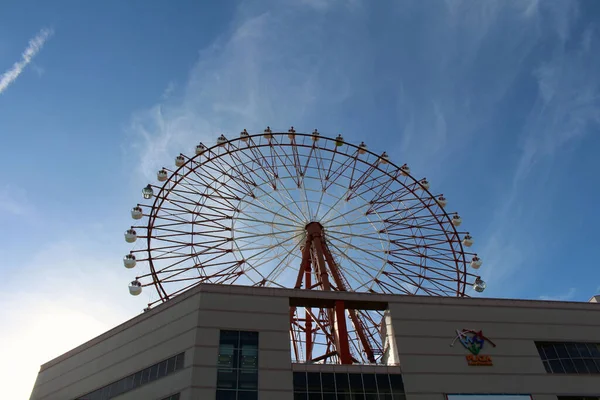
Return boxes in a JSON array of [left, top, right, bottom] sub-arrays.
[[536, 341, 600, 374], [174, 352, 185, 370], [217, 369, 238, 389], [321, 372, 335, 393], [362, 374, 377, 393], [294, 372, 307, 391], [76, 352, 185, 400], [389, 374, 404, 393], [215, 390, 237, 400], [335, 373, 350, 393], [238, 369, 258, 390], [217, 330, 259, 398], [349, 373, 363, 392], [376, 374, 391, 394], [220, 330, 240, 347], [293, 372, 404, 398]]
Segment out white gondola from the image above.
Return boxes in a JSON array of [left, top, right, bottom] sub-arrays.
[[217, 134, 227, 146], [358, 142, 367, 154], [335, 134, 344, 147], [157, 168, 168, 182], [263, 126, 273, 139], [175, 155, 185, 167], [474, 277, 486, 292], [288, 126, 296, 140], [142, 184, 153, 199], [311, 129, 320, 141], [437, 195, 447, 208], [471, 254, 482, 269], [123, 253, 136, 269], [420, 178, 430, 190], [129, 280, 142, 296], [195, 143, 207, 155], [240, 129, 250, 142], [124, 228, 137, 243], [451, 214, 462, 227], [400, 164, 410, 176], [379, 152, 389, 164], [131, 206, 143, 220], [462, 234, 474, 247]]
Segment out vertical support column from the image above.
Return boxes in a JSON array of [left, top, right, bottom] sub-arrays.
[[334, 300, 352, 364], [305, 265, 312, 362]]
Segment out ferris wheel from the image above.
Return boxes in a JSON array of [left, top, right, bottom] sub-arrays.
[[123, 127, 486, 364]]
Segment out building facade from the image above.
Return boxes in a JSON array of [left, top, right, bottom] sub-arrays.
[[29, 284, 600, 400]]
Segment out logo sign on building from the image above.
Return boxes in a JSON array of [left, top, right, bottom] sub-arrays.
[[450, 329, 496, 366]]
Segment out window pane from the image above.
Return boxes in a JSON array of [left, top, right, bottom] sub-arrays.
[[323, 394, 336, 400], [566, 343, 580, 358], [321, 372, 335, 392], [218, 344, 236, 368], [573, 358, 588, 374], [379, 395, 393, 400], [240, 331, 258, 346], [365, 395, 378, 400], [376, 374, 391, 394], [308, 393, 322, 400], [549, 359, 565, 374], [585, 358, 599, 374], [362, 374, 377, 393], [535, 344, 546, 360], [562, 358, 577, 374], [544, 345, 558, 359], [157, 360, 168, 378], [240, 345, 258, 370], [175, 352, 185, 370], [337, 395, 352, 400], [335, 373, 350, 393], [392, 395, 406, 400], [148, 364, 159, 382], [166, 357, 176, 374], [389, 375, 404, 393], [140, 367, 151, 385], [586, 344, 600, 358], [215, 390, 237, 400], [295, 394, 308, 400], [238, 390, 259, 400], [555, 343, 569, 358], [577, 343, 592, 358], [220, 331, 240, 347], [294, 372, 307, 391], [238, 369, 258, 390], [349, 373, 363, 392], [307, 372, 321, 392], [217, 369, 238, 389]]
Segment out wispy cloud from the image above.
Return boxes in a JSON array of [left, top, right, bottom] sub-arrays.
[[0, 28, 53, 95], [539, 287, 577, 302], [0, 185, 34, 217]]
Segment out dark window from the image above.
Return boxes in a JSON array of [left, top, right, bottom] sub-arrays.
[[216, 330, 259, 399], [293, 372, 405, 397], [160, 394, 181, 400], [75, 352, 185, 400], [536, 341, 600, 375]]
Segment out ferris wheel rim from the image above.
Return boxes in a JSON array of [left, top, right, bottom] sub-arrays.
[[132, 131, 476, 302]]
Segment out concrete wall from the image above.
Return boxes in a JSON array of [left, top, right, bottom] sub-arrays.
[[28, 284, 600, 400]]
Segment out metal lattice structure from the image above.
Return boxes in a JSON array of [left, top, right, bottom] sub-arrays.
[[123, 127, 486, 365]]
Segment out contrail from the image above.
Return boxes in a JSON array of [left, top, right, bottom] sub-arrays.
[[0, 28, 54, 95]]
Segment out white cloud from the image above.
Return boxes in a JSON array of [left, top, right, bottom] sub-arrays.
[[0, 28, 53, 95], [539, 287, 577, 302], [0, 185, 34, 217]]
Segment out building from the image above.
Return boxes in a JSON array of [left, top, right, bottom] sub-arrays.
[[29, 284, 600, 400]]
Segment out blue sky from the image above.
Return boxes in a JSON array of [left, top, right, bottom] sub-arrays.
[[1, 0, 599, 397]]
